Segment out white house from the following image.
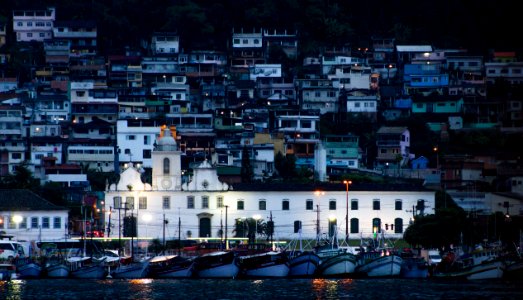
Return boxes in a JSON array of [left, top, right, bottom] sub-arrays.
[[0, 189, 69, 242], [104, 127, 435, 245]]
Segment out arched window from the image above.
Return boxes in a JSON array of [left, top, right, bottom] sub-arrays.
[[163, 157, 170, 174], [350, 218, 359, 234], [372, 218, 381, 234], [394, 218, 403, 233]]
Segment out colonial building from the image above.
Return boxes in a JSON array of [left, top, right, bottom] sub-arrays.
[[104, 127, 435, 244], [0, 189, 69, 242]]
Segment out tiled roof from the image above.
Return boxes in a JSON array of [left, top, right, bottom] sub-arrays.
[[0, 189, 68, 211]]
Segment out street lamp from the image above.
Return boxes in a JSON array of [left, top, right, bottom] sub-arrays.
[[343, 180, 352, 243], [253, 214, 261, 243]]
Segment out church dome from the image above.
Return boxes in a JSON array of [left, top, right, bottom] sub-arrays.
[[156, 135, 177, 151]]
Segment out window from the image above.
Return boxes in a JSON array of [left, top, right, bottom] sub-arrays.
[[20, 217, 27, 229], [351, 199, 358, 210], [143, 149, 151, 159], [144, 135, 149, 145], [394, 218, 403, 233], [31, 217, 38, 229], [329, 200, 336, 210], [294, 220, 302, 233], [350, 218, 359, 234], [114, 196, 122, 209], [125, 197, 135, 209], [216, 196, 224, 208], [42, 217, 50, 229], [202, 196, 209, 209], [27, 33, 33, 38], [163, 157, 170, 174], [372, 218, 381, 234], [126, 135, 136, 140], [282, 200, 290, 210], [395, 200, 402, 210], [139, 197, 147, 209], [306, 200, 313, 210], [124, 148, 130, 154], [53, 217, 61, 229], [328, 218, 337, 238], [233, 38, 240, 44], [11, 153, 22, 159], [259, 200, 266, 210], [163, 196, 170, 209], [373, 199, 380, 210], [237, 200, 244, 210], [187, 196, 194, 209]]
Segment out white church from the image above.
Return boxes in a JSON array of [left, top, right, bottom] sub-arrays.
[[104, 126, 435, 246]]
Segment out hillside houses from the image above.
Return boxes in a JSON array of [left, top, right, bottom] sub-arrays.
[[0, 6, 522, 241]]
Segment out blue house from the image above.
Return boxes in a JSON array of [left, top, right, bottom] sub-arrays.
[[411, 156, 429, 169]]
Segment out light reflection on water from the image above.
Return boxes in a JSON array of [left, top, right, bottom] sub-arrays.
[[1, 278, 522, 300]]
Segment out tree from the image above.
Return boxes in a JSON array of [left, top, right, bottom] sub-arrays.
[[274, 152, 297, 179], [240, 145, 254, 183]]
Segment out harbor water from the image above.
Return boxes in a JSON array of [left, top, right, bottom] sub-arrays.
[[1, 278, 522, 300]]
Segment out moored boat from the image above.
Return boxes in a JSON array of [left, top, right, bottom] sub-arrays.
[[15, 257, 42, 279], [148, 255, 195, 278], [287, 251, 321, 277], [67, 256, 108, 279], [316, 245, 358, 277], [193, 251, 239, 278], [44, 260, 70, 278], [400, 256, 429, 278], [110, 256, 150, 279], [239, 251, 290, 278], [355, 250, 403, 277], [0, 263, 17, 281]]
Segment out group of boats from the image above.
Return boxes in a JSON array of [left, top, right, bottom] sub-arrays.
[[1, 240, 522, 281]]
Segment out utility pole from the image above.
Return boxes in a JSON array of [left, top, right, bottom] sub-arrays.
[[225, 205, 229, 250], [163, 213, 166, 249], [316, 204, 320, 245]]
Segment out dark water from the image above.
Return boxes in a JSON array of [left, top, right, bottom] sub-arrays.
[[1, 278, 522, 300]]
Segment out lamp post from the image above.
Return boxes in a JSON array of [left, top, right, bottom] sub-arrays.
[[343, 180, 352, 243]]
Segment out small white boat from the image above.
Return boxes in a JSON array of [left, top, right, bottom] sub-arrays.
[[315, 243, 358, 277], [239, 251, 290, 278], [356, 251, 403, 277], [434, 258, 504, 280], [110, 257, 150, 279], [67, 257, 108, 279], [148, 255, 194, 278], [287, 251, 321, 277], [193, 251, 239, 278]]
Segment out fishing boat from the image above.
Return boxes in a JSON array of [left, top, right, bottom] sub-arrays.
[[239, 251, 290, 278], [15, 257, 42, 279], [193, 251, 239, 278], [148, 255, 195, 278], [110, 256, 150, 279], [0, 263, 17, 281], [355, 249, 403, 277], [316, 244, 358, 277], [400, 256, 429, 278], [433, 249, 505, 280], [67, 256, 108, 279], [287, 251, 321, 277], [44, 257, 70, 278]]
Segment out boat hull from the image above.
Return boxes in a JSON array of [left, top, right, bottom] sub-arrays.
[[197, 263, 239, 278], [111, 262, 149, 279], [434, 260, 504, 280], [17, 263, 42, 279], [400, 257, 429, 279], [70, 265, 107, 279], [357, 255, 403, 277], [244, 263, 289, 278], [318, 253, 358, 277], [45, 264, 70, 278], [288, 252, 320, 277]]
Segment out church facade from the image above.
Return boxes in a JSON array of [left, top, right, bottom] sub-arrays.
[[104, 127, 435, 245]]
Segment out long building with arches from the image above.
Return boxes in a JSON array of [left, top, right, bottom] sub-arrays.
[[104, 127, 435, 246]]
